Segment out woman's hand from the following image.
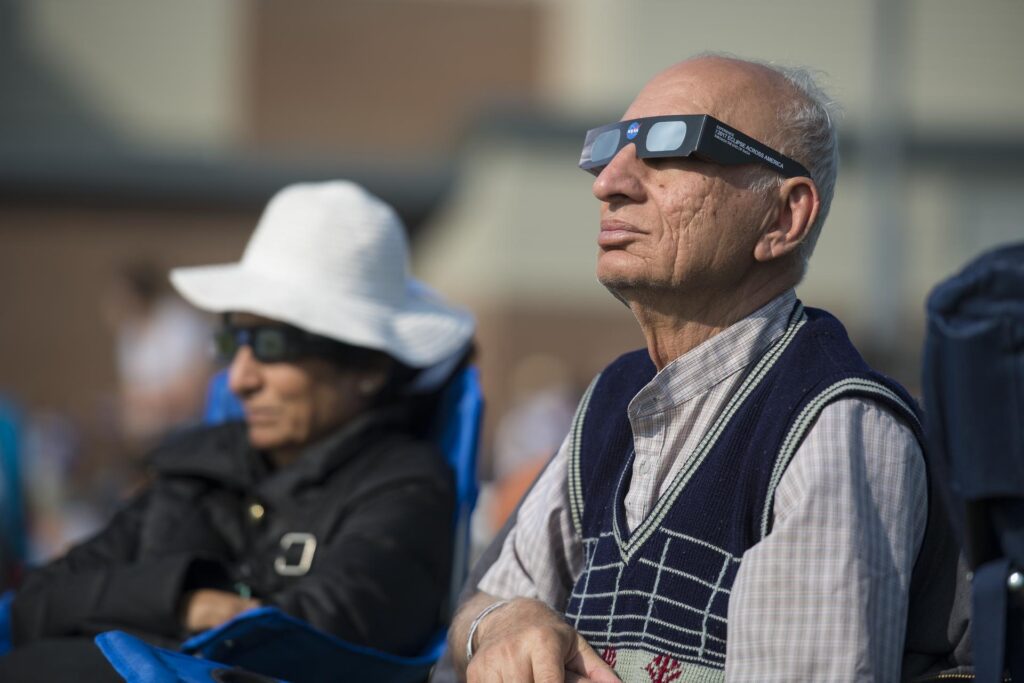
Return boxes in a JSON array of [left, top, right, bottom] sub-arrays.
[[182, 589, 261, 633]]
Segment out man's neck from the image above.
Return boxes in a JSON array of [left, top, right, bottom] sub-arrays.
[[625, 272, 796, 371]]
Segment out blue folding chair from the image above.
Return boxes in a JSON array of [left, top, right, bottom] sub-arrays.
[[0, 591, 13, 658], [96, 630, 284, 683], [0, 397, 25, 588], [432, 366, 483, 607], [179, 608, 446, 683], [0, 397, 25, 658], [202, 370, 245, 424], [101, 364, 483, 683]]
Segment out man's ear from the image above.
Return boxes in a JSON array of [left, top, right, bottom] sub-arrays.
[[753, 177, 820, 262]]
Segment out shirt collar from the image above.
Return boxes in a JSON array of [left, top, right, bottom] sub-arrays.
[[629, 290, 798, 417]]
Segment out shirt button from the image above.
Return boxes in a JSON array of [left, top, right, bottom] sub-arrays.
[[248, 503, 265, 521], [638, 460, 651, 475]]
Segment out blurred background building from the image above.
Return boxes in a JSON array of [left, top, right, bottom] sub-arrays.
[[0, 0, 1022, 561]]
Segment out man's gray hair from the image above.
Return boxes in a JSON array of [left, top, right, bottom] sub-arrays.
[[693, 53, 841, 270], [764, 63, 841, 269]]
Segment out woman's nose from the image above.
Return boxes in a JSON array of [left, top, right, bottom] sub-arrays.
[[227, 345, 263, 397]]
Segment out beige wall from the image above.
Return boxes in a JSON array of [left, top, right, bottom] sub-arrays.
[[538, 0, 1024, 135], [21, 0, 544, 156], [24, 0, 244, 151], [245, 0, 542, 156]]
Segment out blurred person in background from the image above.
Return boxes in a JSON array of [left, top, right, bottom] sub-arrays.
[[485, 353, 578, 536], [102, 259, 214, 453], [1, 180, 474, 681], [19, 412, 101, 563], [14, 262, 205, 574], [450, 55, 971, 682]]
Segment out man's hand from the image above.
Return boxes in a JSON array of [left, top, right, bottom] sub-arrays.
[[457, 595, 621, 683], [181, 589, 261, 633]]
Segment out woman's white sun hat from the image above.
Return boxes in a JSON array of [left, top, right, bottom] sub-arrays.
[[170, 180, 474, 369]]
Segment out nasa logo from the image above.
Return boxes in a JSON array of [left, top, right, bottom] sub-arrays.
[[626, 121, 641, 140]]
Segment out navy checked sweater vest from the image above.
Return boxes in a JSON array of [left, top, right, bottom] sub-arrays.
[[563, 304, 924, 683]]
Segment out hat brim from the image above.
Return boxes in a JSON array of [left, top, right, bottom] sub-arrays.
[[170, 263, 474, 368]]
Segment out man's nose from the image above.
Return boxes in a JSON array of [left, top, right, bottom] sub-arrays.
[[227, 345, 263, 397], [592, 143, 645, 204]]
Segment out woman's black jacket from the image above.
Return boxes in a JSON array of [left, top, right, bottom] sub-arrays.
[[10, 411, 454, 656]]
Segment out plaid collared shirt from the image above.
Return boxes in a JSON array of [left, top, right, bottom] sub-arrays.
[[479, 290, 927, 681]]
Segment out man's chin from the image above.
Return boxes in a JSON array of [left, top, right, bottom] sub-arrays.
[[597, 251, 646, 289], [596, 276, 639, 308], [598, 269, 644, 296]]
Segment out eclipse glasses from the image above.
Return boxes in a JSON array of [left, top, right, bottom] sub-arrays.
[[579, 114, 810, 179]]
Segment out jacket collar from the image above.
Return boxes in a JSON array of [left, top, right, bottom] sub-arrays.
[[149, 405, 411, 497]]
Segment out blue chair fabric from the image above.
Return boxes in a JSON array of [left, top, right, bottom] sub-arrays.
[[0, 590, 13, 657], [0, 397, 24, 660], [202, 371, 245, 424], [180, 607, 444, 683], [0, 397, 25, 591], [922, 241, 1024, 682], [434, 366, 483, 605], [96, 630, 284, 683]]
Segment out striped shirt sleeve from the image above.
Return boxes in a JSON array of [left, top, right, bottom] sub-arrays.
[[724, 397, 928, 682]]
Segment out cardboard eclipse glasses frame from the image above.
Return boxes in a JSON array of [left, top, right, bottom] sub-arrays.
[[579, 114, 811, 180]]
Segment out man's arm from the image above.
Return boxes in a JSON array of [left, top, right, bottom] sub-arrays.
[[452, 592, 619, 683], [725, 398, 927, 682], [431, 449, 553, 683], [447, 436, 619, 682]]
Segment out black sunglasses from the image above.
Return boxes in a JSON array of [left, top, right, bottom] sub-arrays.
[[214, 324, 343, 364], [579, 114, 810, 179]]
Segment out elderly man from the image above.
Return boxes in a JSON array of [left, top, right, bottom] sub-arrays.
[[450, 56, 970, 682]]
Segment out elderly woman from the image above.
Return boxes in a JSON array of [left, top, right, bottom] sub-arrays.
[[1, 181, 474, 681]]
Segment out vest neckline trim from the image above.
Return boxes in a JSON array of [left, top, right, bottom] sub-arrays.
[[611, 301, 807, 563]]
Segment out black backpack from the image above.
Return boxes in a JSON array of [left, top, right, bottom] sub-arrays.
[[923, 242, 1024, 683]]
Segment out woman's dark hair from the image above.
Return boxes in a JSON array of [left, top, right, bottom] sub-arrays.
[[324, 340, 418, 404]]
